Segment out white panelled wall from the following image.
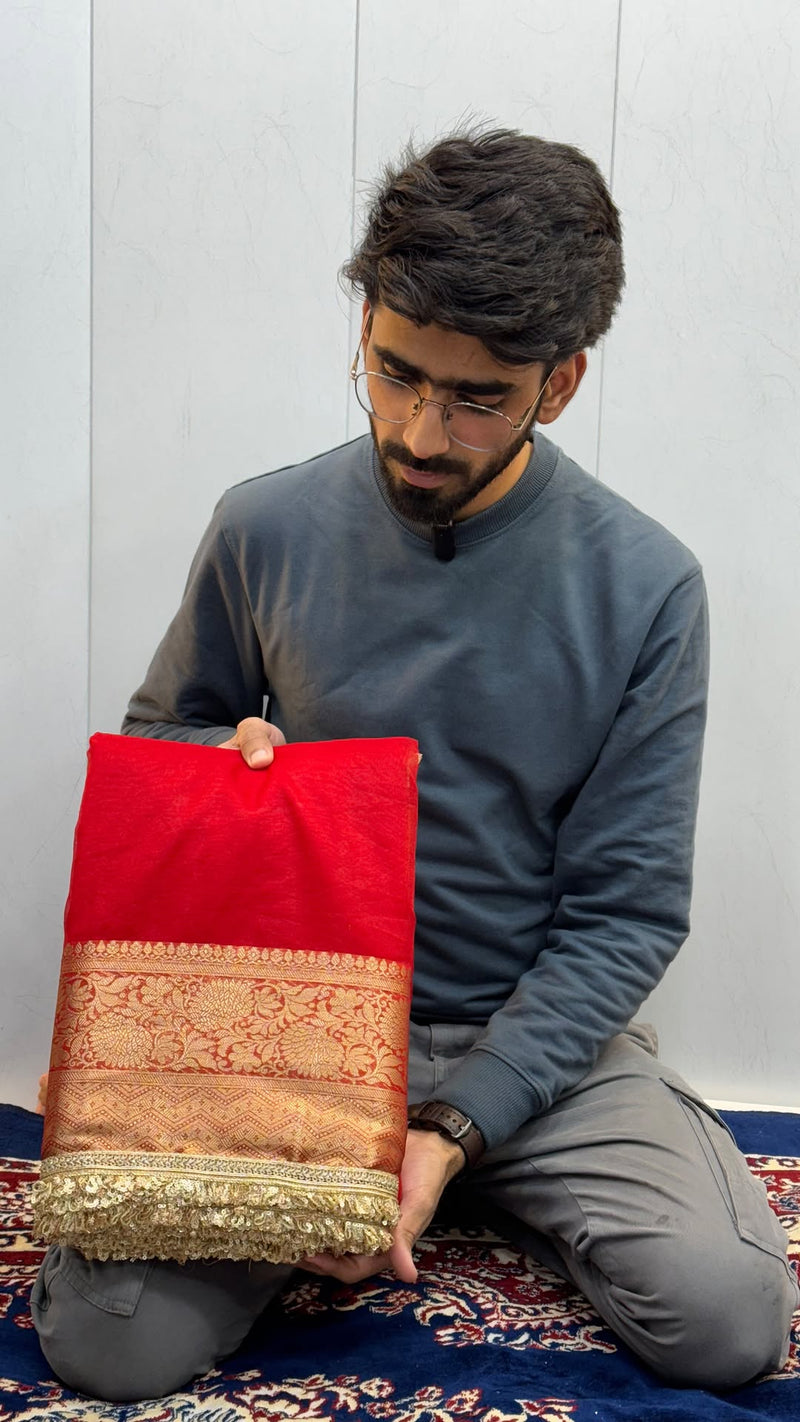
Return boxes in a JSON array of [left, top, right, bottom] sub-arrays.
[[604, 0, 800, 1097], [1, 2, 91, 1108], [91, 0, 359, 734], [2, 1, 798, 1109]]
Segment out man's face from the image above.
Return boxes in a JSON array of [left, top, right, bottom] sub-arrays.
[[363, 305, 549, 525]]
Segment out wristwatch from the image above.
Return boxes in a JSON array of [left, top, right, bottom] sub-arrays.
[[407, 1100, 485, 1170]]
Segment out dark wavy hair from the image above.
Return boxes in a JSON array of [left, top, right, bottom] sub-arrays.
[[342, 127, 624, 366]]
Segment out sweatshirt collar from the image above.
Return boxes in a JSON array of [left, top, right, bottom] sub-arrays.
[[369, 433, 559, 549]]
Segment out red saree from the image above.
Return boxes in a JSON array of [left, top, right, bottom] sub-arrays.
[[33, 733, 418, 1263]]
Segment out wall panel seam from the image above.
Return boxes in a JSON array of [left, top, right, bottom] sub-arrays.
[[87, 0, 95, 742], [595, 0, 624, 483], [346, 0, 361, 443]]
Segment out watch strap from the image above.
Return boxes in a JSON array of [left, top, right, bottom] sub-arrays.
[[407, 1099, 485, 1169]]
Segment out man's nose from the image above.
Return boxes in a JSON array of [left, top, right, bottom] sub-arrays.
[[401, 399, 452, 460]]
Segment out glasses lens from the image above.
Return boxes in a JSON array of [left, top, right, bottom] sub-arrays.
[[354, 372, 418, 423], [353, 373, 514, 451], [446, 403, 512, 452]]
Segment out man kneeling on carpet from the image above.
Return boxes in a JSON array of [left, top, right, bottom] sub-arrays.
[[32, 127, 798, 1402]]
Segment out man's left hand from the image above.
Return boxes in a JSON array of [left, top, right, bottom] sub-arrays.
[[301, 1126, 464, 1285]]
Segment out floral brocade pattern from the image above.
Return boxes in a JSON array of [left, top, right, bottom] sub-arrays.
[[43, 941, 411, 1170], [53, 971, 407, 1083], [50, 941, 409, 1083]]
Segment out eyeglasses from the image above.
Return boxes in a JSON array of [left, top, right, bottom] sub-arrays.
[[350, 336, 554, 453]]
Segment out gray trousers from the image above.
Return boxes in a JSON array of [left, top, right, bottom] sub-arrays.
[[32, 1023, 799, 1402]]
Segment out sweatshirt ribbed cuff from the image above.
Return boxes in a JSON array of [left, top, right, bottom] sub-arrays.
[[435, 1047, 547, 1152], [121, 720, 236, 747]]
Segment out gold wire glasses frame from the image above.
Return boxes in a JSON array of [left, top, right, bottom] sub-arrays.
[[349, 324, 555, 453]]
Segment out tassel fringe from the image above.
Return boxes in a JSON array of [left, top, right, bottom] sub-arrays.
[[32, 1153, 399, 1263]]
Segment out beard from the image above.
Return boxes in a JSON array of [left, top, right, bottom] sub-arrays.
[[371, 424, 534, 525]]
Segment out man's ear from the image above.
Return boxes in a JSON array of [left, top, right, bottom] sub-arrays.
[[536, 352, 588, 425]]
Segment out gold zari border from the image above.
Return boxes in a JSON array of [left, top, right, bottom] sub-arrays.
[[63, 941, 412, 989], [33, 1154, 399, 1264]]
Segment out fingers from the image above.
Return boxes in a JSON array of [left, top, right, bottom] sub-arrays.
[[301, 1216, 422, 1287], [301, 1250, 392, 1284], [239, 722, 273, 768], [389, 1233, 419, 1284], [301, 1234, 419, 1286], [36, 1072, 48, 1115], [219, 718, 286, 769]]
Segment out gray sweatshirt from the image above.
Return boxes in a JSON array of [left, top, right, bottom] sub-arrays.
[[124, 432, 708, 1150]]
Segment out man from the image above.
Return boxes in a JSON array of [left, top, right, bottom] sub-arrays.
[[33, 129, 797, 1401]]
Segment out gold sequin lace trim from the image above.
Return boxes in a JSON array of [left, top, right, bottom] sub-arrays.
[[32, 1154, 399, 1264]]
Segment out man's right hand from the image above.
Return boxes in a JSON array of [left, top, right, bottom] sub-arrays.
[[218, 717, 286, 769]]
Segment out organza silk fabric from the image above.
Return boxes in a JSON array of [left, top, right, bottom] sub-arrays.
[[33, 733, 418, 1263]]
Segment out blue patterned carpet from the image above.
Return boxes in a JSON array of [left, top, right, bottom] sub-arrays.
[[1, 1104, 798, 1421]]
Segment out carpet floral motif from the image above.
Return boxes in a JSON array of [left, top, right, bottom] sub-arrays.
[[1, 1110, 799, 1421], [0, 1370, 578, 1422], [285, 1228, 618, 1355], [0, 1160, 41, 1340]]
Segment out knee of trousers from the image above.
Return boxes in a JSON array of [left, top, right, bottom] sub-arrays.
[[633, 1244, 798, 1389], [35, 1302, 207, 1402], [31, 1247, 265, 1403]]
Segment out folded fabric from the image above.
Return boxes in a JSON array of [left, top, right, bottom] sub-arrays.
[[33, 732, 418, 1264]]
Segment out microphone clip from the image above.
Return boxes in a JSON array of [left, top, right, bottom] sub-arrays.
[[433, 523, 456, 562]]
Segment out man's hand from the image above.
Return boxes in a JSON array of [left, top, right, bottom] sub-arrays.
[[36, 1072, 48, 1115], [301, 1127, 464, 1286], [218, 717, 286, 769]]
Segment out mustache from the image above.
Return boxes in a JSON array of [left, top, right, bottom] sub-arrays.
[[380, 440, 467, 478]]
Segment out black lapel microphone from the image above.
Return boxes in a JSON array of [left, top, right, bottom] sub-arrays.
[[433, 522, 456, 562]]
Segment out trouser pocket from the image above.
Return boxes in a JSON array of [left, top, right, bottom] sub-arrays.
[[660, 1073, 797, 1275], [34, 1245, 153, 1318]]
